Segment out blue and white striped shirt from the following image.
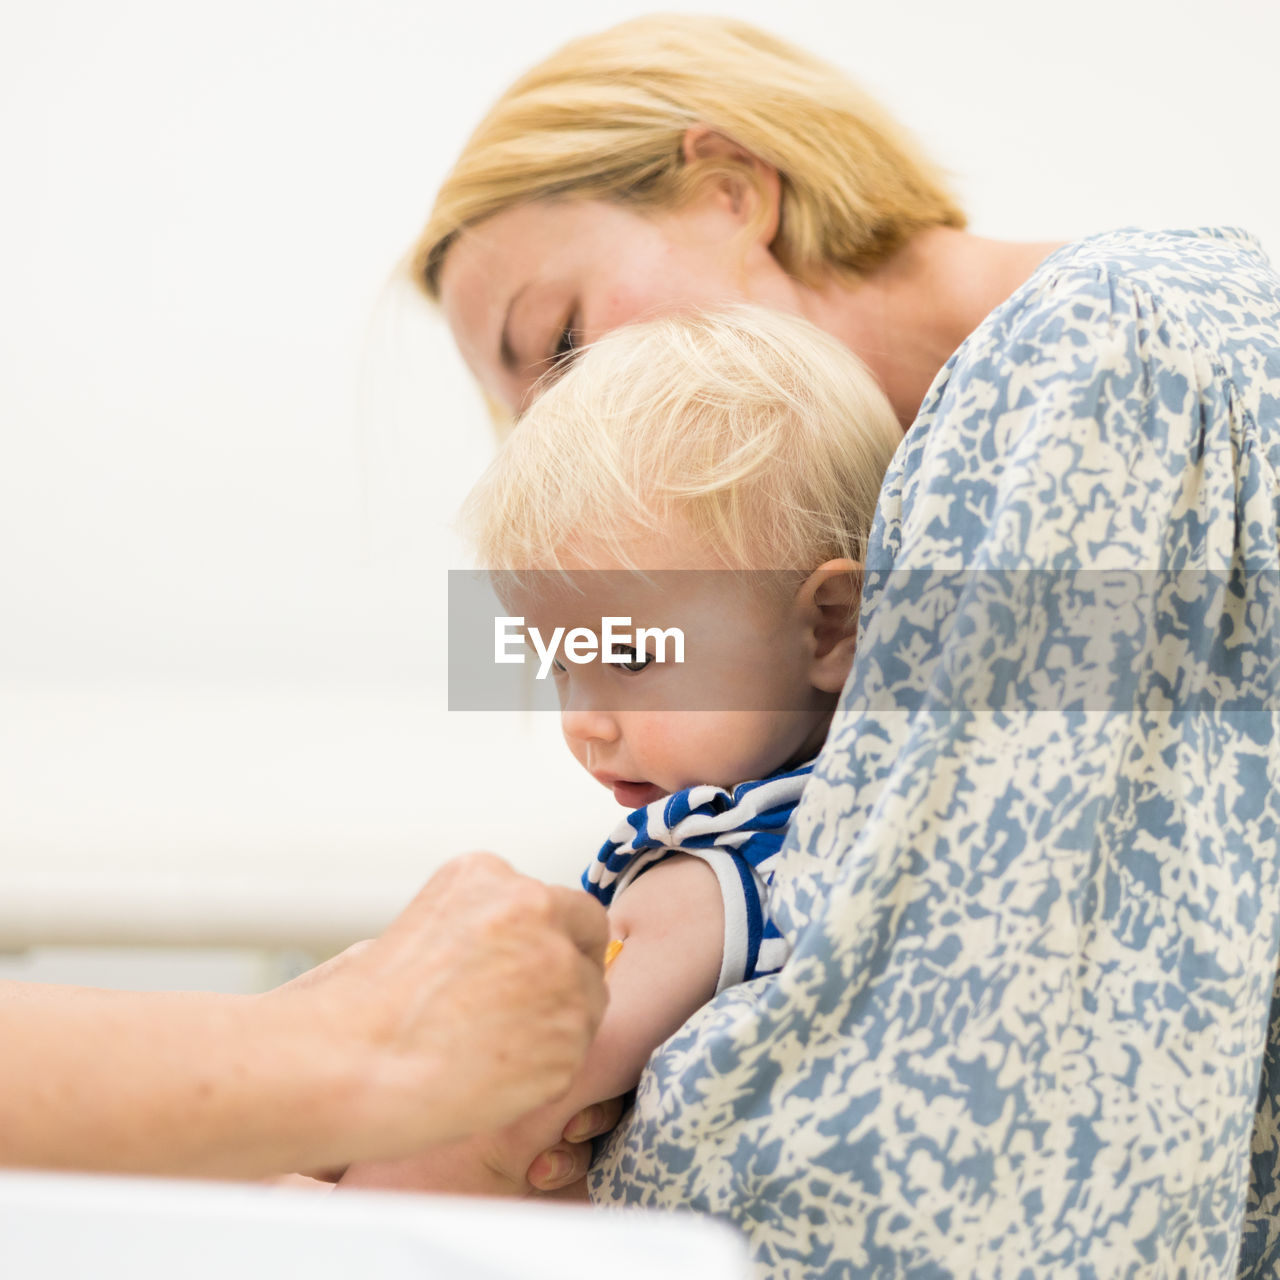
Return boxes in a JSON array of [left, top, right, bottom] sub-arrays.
[[582, 760, 814, 992]]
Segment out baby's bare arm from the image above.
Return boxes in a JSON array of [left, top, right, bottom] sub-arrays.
[[339, 855, 724, 1197]]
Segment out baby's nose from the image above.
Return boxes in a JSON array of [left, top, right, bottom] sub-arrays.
[[561, 704, 620, 745]]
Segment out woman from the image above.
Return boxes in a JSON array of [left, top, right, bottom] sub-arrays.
[[413, 14, 1280, 1277], [0, 852, 612, 1186]]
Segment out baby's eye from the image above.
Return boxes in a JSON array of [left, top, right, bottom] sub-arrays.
[[551, 656, 567, 675], [617, 648, 654, 674]]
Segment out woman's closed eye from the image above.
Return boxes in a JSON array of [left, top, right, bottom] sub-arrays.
[[549, 314, 579, 370]]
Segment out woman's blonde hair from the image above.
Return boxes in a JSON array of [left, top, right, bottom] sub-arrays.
[[415, 14, 964, 300], [460, 306, 902, 576]]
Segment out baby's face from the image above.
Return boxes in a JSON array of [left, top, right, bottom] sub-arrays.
[[505, 560, 839, 807]]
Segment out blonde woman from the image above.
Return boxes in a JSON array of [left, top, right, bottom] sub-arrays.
[[415, 15, 1280, 1278]]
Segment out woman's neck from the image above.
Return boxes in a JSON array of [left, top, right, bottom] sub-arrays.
[[797, 228, 1066, 430]]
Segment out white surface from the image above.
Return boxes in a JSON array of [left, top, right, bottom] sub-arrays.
[[0, 945, 291, 994], [0, 1171, 749, 1279], [0, 683, 616, 949], [1, 0, 1277, 954]]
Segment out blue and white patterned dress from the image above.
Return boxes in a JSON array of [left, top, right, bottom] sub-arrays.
[[589, 227, 1280, 1280]]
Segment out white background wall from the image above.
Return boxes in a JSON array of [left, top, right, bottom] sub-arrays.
[[1, 0, 1277, 986]]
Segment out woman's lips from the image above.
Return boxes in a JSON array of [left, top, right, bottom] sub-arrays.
[[602, 778, 666, 809]]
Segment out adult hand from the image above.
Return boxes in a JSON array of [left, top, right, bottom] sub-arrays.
[[525, 1097, 625, 1192], [269, 852, 610, 1168]]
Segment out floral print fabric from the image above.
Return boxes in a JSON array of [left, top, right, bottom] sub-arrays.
[[590, 227, 1280, 1280]]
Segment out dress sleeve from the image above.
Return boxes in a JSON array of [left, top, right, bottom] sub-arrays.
[[590, 265, 1280, 1278]]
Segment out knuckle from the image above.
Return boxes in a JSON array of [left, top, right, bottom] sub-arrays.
[[545, 1059, 577, 1098], [521, 881, 556, 923], [454, 850, 506, 880], [488, 882, 557, 940], [476, 901, 518, 949], [561, 996, 594, 1042], [543, 934, 582, 987]]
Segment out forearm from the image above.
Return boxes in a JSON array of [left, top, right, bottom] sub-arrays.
[[0, 980, 368, 1179], [0, 856, 610, 1182]]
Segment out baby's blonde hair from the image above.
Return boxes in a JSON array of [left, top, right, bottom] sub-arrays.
[[461, 306, 902, 575], [414, 14, 964, 300]]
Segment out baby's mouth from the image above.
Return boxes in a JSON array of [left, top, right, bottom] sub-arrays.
[[601, 777, 666, 809]]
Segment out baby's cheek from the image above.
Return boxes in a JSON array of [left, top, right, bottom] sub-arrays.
[[682, 712, 766, 785], [737, 711, 812, 776], [620, 714, 697, 789], [635, 715, 686, 767]]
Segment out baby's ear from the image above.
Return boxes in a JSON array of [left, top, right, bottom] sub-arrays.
[[795, 559, 863, 694]]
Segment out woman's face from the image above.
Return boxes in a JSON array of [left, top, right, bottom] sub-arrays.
[[439, 196, 802, 414]]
